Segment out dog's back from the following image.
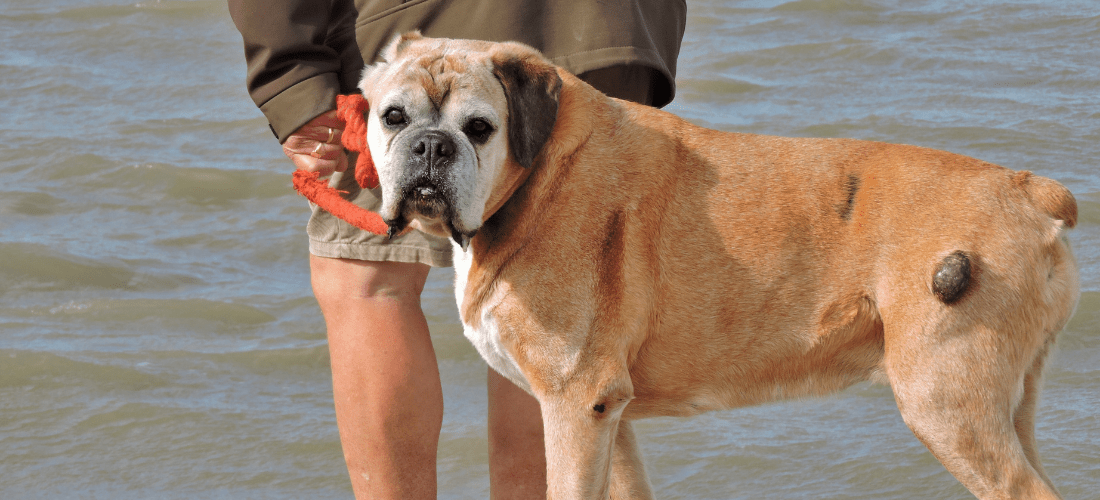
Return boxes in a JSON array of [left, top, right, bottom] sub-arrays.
[[585, 97, 1079, 498], [595, 104, 1080, 404]]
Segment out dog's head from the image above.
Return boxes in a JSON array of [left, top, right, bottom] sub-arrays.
[[358, 33, 562, 248]]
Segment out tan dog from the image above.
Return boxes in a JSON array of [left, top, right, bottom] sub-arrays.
[[358, 33, 1079, 499]]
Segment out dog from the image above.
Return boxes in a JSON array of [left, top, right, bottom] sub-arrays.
[[356, 33, 1079, 499]]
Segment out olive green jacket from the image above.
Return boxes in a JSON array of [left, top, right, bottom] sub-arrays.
[[228, 0, 686, 142]]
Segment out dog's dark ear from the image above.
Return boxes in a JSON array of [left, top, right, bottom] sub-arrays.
[[492, 52, 562, 168]]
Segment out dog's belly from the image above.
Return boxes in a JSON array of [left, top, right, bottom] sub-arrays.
[[453, 246, 532, 392]]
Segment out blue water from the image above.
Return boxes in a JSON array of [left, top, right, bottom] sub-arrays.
[[1, 0, 1097, 498]]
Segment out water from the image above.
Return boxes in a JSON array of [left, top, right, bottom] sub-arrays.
[[1, 0, 1097, 498]]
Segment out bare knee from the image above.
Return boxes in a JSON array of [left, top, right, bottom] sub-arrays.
[[310, 255, 430, 306]]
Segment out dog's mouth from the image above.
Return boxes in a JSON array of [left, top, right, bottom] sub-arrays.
[[384, 180, 447, 234], [407, 182, 447, 219], [384, 180, 477, 248]]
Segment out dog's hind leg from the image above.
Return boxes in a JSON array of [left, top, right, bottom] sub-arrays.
[[881, 211, 1078, 499], [1013, 346, 1060, 495], [1012, 236, 1078, 496], [884, 318, 1062, 500], [609, 420, 655, 500]]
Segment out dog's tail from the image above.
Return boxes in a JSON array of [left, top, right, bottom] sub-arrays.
[[1011, 170, 1080, 339], [1014, 171, 1077, 229]]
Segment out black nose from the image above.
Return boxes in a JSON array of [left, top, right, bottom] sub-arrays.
[[411, 131, 456, 166]]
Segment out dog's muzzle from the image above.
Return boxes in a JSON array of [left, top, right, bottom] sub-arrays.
[[407, 181, 447, 219], [403, 130, 458, 219], [383, 129, 471, 241], [411, 130, 457, 172]]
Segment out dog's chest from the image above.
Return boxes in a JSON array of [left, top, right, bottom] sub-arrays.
[[452, 247, 531, 392]]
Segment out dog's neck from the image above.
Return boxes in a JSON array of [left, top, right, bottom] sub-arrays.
[[457, 72, 611, 326], [481, 159, 535, 225], [472, 70, 604, 246]]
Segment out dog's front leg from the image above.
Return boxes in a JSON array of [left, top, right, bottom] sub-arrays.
[[539, 373, 634, 500], [609, 420, 654, 500]]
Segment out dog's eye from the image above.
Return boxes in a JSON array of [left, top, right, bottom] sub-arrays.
[[383, 108, 407, 128], [463, 118, 494, 143]]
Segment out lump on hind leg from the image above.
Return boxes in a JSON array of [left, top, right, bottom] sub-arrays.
[[932, 251, 972, 304]]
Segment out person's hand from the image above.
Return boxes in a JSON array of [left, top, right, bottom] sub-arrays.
[[282, 110, 347, 176]]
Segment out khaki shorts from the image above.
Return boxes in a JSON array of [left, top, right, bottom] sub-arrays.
[[307, 65, 662, 267]]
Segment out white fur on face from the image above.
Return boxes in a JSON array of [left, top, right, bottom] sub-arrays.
[[359, 54, 512, 238]]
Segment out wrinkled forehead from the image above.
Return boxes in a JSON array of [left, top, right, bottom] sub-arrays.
[[364, 42, 506, 115]]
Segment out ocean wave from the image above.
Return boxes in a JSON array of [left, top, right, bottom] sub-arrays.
[[0, 242, 135, 291], [0, 350, 168, 390], [37, 297, 277, 325]]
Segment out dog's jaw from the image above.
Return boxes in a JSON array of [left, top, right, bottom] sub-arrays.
[[450, 227, 476, 251], [380, 178, 482, 247], [374, 125, 488, 242]]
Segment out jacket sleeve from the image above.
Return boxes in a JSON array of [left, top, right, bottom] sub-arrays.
[[228, 0, 342, 142]]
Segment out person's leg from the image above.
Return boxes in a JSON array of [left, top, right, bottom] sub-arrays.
[[487, 367, 546, 500], [311, 255, 442, 500]]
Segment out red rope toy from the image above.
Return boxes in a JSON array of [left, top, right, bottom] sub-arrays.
[[291, 94, 389, 235]]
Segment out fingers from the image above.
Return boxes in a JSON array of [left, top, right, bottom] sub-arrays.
[[284, 145, 349, 176], [283, 138, 342, 159], [300, 110, 345, 146], [283, 110, 349, 175], [310, 109, 344, 130]]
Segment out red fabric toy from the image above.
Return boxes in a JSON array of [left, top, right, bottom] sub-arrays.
[[291, 94, 389, 235]]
